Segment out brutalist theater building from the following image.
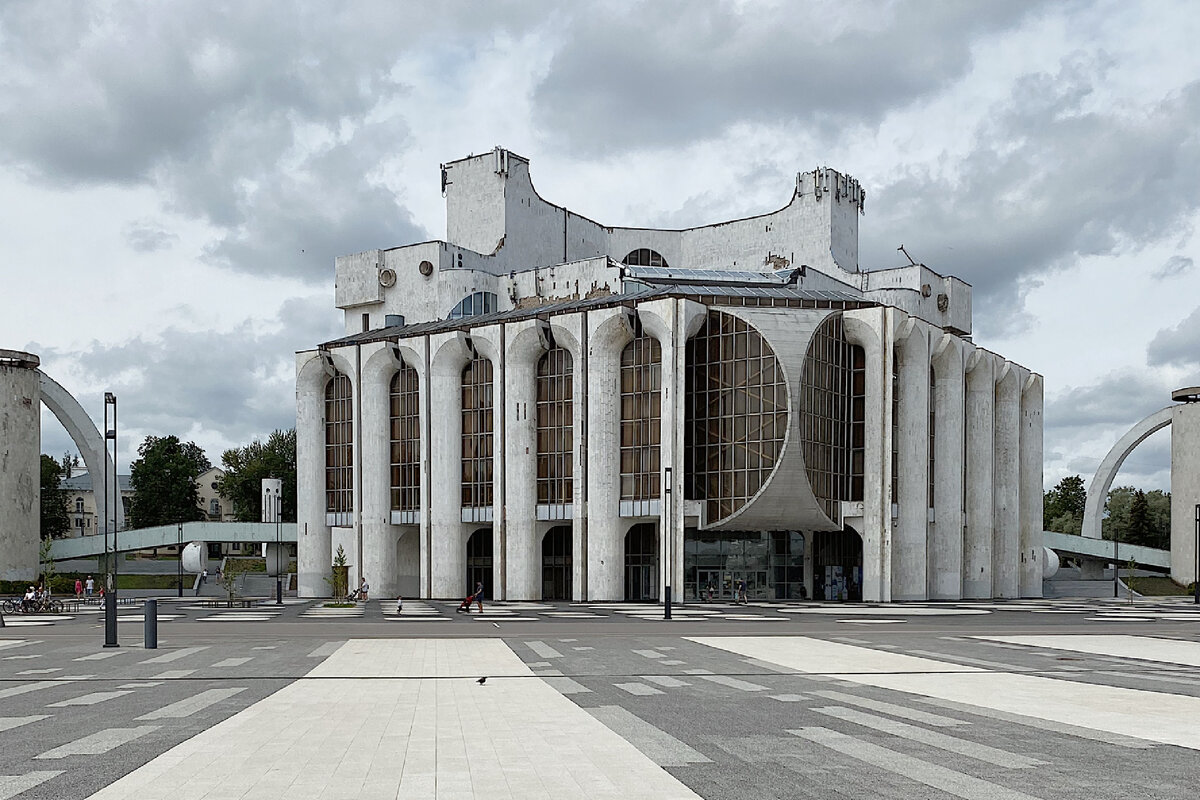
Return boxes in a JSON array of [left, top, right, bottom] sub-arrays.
[[296, 148, 1043, 604]]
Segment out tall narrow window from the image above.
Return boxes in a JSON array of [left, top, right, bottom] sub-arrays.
[[461, 353, 494, 510], [390, 364, 421, 518], [891, 351, 899, 512], [929, 368, 936, 509], [800, 314, 865, 524], [620, 328, 661, 513], [684, 310, 788, 523], [536, 347, 573, 510], [325, 372, 353, 524]]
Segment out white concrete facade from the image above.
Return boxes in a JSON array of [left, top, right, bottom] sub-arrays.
[[297, 150, 1041, 602]]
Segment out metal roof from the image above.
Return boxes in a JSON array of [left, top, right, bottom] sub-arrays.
[[321, 284, 873, 348]]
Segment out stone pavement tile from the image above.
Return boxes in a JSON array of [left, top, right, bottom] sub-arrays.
[[85, 639, 702, 800]]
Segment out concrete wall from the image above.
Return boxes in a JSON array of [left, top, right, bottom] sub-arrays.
[[1171, 402, 1200, 587]]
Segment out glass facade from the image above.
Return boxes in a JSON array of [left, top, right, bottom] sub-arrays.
[[685, 530, 805, 601], [461, 353, 494, 508], [799, 313, 865, 524], [448, 291, 498, 320], [389, 365, 420, 513], [685, 310, 788, 523], [620, 330, 661, 507], [324, 372, 353, 519], [536, 347, 573, 507]]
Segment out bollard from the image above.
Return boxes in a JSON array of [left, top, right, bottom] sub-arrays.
[[103, 591, 119, 648], [664, 585, 672, 620], [144, 599, 158, 649]]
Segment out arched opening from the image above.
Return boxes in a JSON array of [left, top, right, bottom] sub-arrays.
[[461, 353, 494, 515], [465, 528, 492, 598], [624, 523, 658, 601], [536, 347, 573, 511], [448, 291, 498, 320], [812, 526, 863, 602], [620, 329, 661, 515], [541, 526, 572, 600], [621, 248, 669, 269], [390, 364, 420, 521]]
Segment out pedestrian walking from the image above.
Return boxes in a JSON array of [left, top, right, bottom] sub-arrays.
[[395, 595, 403, 614], [359, 577, 369, 602], [85, 575, 94, 597], [74, 578, 83, 599], [474, 581, 484, 613], [201, 568, 208, 585]]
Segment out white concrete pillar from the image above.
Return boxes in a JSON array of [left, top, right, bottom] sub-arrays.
[[429, 334, 470, 598], [415, 336, 433, 599], [1019, 372, 1044, 597], [893, 321, 930, 601], [360, 343, 396, 598], [296, 352, 332, 597], [586, 308, 633, 601], [504, 321, 545, 600], [992, 363, 1021, 599], [1171, 402, 1200, 588], [0, 352, 39, 581], [963, 350, 995, 599], [468, 327, 505, 599], [843, 307, 892, 603], [930, 335, 966, 600]]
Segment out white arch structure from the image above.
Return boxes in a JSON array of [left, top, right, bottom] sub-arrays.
[[1081, 406, 1172, 540], [37, 371, 125, 532]]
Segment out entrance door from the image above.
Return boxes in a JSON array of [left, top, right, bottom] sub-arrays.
[[465, 528, 492, 599], [542, 526, 572, 600], [624, 523, 658, 601]]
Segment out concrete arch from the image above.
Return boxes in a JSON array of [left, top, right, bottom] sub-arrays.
[[38, 371, 124, 531], [1082, 406, 1172, 540]]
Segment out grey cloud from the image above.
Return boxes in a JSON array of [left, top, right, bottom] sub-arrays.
[[860, 62, 1200, 338], [533, 0, 1045, 152], [1044, 370, 1171, 431], [123, 221, 178, 253], [34, 294, 340, 467], [1147, 306, 1200, 368], [1153, 255, 1194, 280]]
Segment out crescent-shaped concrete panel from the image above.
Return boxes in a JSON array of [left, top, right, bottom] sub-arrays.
[[38, 370, 125, 530], [1081, 406, 1172, 540]]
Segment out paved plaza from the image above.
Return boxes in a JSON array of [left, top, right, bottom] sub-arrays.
[[2, 597, 1200, 799]]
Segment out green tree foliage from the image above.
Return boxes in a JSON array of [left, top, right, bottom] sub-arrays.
[[39, 454, 70, 539], [217, 429, 296, 522], [1103, 485, 1170, 549], [128, 435, 211, 528], [1043, 475, 1086, 535]]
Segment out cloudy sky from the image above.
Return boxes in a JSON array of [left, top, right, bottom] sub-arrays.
[[2, 0, 1197, 491]]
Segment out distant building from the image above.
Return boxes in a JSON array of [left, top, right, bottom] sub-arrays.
[[296, 148, 1043, 603], [61, 472, 133, 538]]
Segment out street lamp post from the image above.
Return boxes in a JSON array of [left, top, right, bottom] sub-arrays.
[[177, 521, 183, 597], [103, 392, 118, 648], [663, 465, 672, 620], [1113, 523, 1120, 599], [275, 486, 283, 606]]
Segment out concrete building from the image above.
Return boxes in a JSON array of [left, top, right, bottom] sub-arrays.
[[61, 472, 133, 537], [295, 148, 1043, 602]]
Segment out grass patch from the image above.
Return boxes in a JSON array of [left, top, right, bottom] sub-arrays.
[[1128, 576, 1192, 596], [322, 602, 356, 608]]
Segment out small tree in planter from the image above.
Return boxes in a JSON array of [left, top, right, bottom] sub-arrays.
[[324, 545, 351, 605]]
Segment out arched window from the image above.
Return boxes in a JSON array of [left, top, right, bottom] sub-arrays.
[[684, 310, 787, 523], [75, 497, 83, 513], [621, 248, 669, 269], [620, 328, 661, 513], [390, 364, 421, 518], [209, 499, 220, 517], [799, 314, 865, 524], [461, 353, 494, 510], [536, 347, 573, 510], [448, 291, 498, 320], [325, 372, 353, 523]]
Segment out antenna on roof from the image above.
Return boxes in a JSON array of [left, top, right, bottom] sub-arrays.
[[897, 244, 918, 266]]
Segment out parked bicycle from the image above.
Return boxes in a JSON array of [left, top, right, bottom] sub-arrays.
[[1, 596, 64, 614]]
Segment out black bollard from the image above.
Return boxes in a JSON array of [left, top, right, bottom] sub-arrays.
[[144, 599, 157, 649], [103, 592, 118, 648], [664, 584, 672, 620]]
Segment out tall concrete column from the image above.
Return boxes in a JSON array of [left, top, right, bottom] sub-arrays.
[[963, 350, 995, 599], [992, 363, 1021, 599], [930, 336, 965, 600], [1019, 373, 1044, 597], [429, 334, 470, 598], [416, 336, 432, 598], [360, 343, 405, 599], [504, 322, 545, 600], [296, 352, 332, 597], [893, 321, 930, 601], [586, 309, 633, 601], [843, 307, 891, 603], [1171, 400, 1200, 588], [0, 350, 40, 581], [468, 327, 505, 599]]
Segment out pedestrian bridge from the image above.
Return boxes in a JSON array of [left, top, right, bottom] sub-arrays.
[[49, 521, 297, 561], [1042, 530, 1170, 570]]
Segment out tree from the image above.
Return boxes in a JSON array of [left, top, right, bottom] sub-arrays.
[[1127, 489, 1153, 547], [128, 435, 211, 528], [217, 429, 297, 522], [1102, 486, 1135, 542], [40, 454, 70, 539], [1043, 475, 1086, 534]]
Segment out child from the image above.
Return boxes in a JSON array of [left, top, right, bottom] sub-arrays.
[[395, 596, 404, 614]]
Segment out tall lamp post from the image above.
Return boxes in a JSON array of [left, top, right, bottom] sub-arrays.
[[274, 485, 283, 606], [177, 521, 183, 597], [103, 392, 118, 648]]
